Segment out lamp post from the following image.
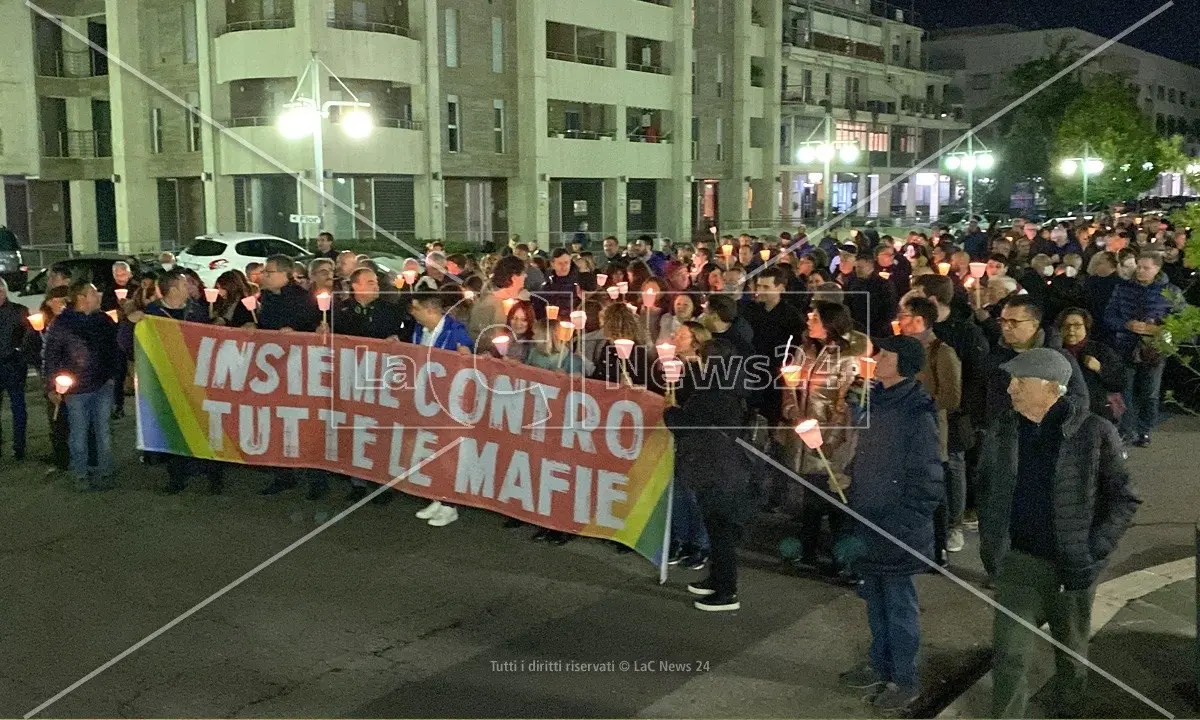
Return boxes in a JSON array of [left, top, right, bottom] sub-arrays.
[[278, 52, 374, 242], [1058, 143, 1104, 211], [943, 132, 995, 218], [795, 114, 860, 220]]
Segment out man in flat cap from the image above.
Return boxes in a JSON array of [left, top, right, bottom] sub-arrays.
[[980, 348, 1140, 719]]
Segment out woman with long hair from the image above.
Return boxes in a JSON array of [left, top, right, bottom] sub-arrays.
[[590, 302, 659, 390], [780, 300, 861, 579], [498, 299, 536, 362], [211, 271, 255, 327]]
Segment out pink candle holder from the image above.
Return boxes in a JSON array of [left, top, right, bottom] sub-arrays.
[[656, 342, 676, 360], [204, 288, 220, 304], [794, 419, 823, 449], [613, 339, 635, 360]]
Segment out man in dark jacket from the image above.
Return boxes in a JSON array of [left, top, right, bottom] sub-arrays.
[[539, 248, 581, 320], [1102, 251, 1184, 446], [332, 268, 410, 342], [665, 338, 758, 613], [844, 252, 898, 337], [257, 254, 322, 333], [43, 280, 120, 491], [838, 335, 943, 715], [0, 279, 30, 460], [979, 349, 1139, 719]]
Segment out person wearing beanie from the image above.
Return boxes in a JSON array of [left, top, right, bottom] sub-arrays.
[[980, 348, 1140, 719], [837, 334, 943, 714]]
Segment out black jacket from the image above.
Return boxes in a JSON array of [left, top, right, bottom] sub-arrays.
[[846, 379, 944, 577], [0, 299, 30, 366], [979, 396, 1140, 590], [43, 309, 120, 395], [983, 329, 1088, 424], [1063, 339, 1126, 423], [258, 283, 321, 332], [332, 298, 411, 341], [932, 314, 991, 430], [664, 387, 756, 520], [844, 273, 897, 337]]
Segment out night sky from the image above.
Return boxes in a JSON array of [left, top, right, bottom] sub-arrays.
[[913, 0, 1200, 67]]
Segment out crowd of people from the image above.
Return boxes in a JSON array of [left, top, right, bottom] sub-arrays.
[[0, 215, 1187, 715]]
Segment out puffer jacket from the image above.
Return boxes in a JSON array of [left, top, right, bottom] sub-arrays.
[[978, 395, 1140, 590], [845, 379, 944, 577], [1102, 272, 1184, 359], [779, 337, 860, 480]]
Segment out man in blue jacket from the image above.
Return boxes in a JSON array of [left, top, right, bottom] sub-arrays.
[[43, 280, 120, 491], [838, 334, 944, 715]]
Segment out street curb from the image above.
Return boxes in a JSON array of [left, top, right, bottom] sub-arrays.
[[935, 557, 1196, 718]]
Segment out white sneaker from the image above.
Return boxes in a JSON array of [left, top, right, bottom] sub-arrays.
[[427, 505, 459, 527], [947, 528, 966, 553], [416, 501, 443, 520]]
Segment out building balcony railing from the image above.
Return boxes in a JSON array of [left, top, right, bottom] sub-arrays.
[[43, 130, 112, 159], [548, 129, 617, 140], [37, 50, 105, 78], [379, 117, 422, 130], [546, 50, 611, 67], [326, 18, 409, 37], [634, 0, 671, 5], [626, 62, 667, 75], [226, 115, 424, 131], [216, 17, 295, 36], [627, 130, 672, 143]]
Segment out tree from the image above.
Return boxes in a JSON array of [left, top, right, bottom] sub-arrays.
[[1049, 73, 1163, 208]]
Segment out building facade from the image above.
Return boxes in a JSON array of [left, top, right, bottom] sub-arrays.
[[1, 0, 963, 256]]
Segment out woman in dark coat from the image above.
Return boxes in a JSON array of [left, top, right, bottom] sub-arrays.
[[1056, 308, 1126, 424]]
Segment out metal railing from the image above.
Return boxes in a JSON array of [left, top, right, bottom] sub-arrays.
[[546, 50, 611, 67], [326, 18, 409, 36], [20, 244, 78, 274], [379, 117, 422, 130], [226, 116, 272, 128], [37, 50, 104, 78], [626, 62, 667, 74], [216, 18, 295, 35], [627, 130, 673, 143], [42, 130, 112, 159], [547, 129, 617, 140]]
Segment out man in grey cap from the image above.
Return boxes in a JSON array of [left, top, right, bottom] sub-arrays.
[[979, 348, 1140, 719]]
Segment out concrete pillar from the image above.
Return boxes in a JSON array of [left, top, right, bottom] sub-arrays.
[[719, 0, 750, 232], [904, 177, 916, 220], [198, 0, 235, 233], [929, 176, 940, 221], [106, 0, 160, 253], [412, 0, 444, 243], [856, 174, 868, 220], [868, 174, 880, 217], [750, 0, 783, 232], [511, 0, 549, 248], [68, 181, 98, 251], [663, 0, 693, 244], [603, 177, 627, 243]]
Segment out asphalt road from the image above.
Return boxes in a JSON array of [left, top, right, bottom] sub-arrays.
[[0, 384, 1194, 719]]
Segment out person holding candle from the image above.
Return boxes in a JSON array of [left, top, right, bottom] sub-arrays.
[[540, 248, 581, 321], [837, 334, 943, 714], [25, 287, 71, 472], [331, 268, 411, 343], [210, 271, 256, 327], [0, 278, 31, 461], [256, 255, 322, 334], [43, 280, 121, 491], [589, 303, 659, 391], [468, 255, 529, 355], [844, 251, 898, 338], [496, 300, 536, 363]]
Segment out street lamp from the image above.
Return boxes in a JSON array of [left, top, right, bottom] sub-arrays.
[[279, 52, 374, 243], [794, 115, 860, 220], [1059, 143, 1104, 211], [942, 132, 995, 218]]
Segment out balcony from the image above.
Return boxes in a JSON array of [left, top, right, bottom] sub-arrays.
[[217, 122, 425, 177], [43, 129, 111, 158], [217, 17, 295, 35], [627, 36, 668, 75], [546, 59, 673, 110], [326, 18, 409, 37], [544, 136, 673, 179], [545, 0, 673, 42], [37, 50, 104, 78], [547, 50, 610, 67]]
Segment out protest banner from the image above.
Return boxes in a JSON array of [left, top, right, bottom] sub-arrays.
[[133, 317, 675, 567]]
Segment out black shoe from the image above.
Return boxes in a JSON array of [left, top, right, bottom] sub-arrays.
[[680, 552, 708, 571], [346, 485, 368, 503], [503, 517, 525, 529], [687, 577, 717, 596], [261, 478, 298, 495], [668, 545, 686, 565], [370, 490, 393, 505], [694, 593, 740, 612], [1133, 434, 1151, 448]]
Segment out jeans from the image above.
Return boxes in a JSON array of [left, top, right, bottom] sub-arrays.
[[992, 551, 1093, 719], [670, 481, 710, 554], [1120, 361, 1165, 439], [0, 360, 27, 456], [65, 380, 114, 485], [945, 450, 967, 528], [858, 574, 921, 690]]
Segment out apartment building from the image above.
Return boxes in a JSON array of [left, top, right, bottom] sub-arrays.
[[926, 25, 1200, 195], [778, 0, 968, 222], [0, 0, 962, 255]]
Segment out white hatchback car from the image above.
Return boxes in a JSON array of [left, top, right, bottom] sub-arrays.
[[176, 232, 309, 287]]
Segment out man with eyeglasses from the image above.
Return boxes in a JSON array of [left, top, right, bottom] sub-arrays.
[[983, 295, 1087, 425]]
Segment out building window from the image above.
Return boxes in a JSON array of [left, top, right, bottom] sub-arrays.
[[185, 92, 201, 152], [1169, 88, 1177, 103], [150, 107, 163, 153], [801, 69, 812, 102], [716, 54, 724, 97], [691, 50, 697, 95], [493, 99, 505, 153], [1182, 91, 1188, 106], [491, 17, 503, 73], [1158, 85, 1165, 100], [183, 2, 197, 63], [969, 73, 991, 91], [715, 117, 723, 161], [447, 95, 461, 152], [445, 8, 459, 68], [823, 72, 831, 98], [691, 116, 699, 161]]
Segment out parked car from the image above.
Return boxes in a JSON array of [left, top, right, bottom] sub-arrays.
[[176, 232, 309, 287], [0, 226, 28, 290], [12, 254, 147, 312]]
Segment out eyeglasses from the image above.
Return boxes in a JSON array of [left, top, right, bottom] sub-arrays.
[[999, 317, 1036, 327]]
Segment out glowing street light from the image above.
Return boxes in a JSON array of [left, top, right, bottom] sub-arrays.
[[1059, 143, 1104, 208], [793, 114, 860, 219], [943, 133, 995, 217]]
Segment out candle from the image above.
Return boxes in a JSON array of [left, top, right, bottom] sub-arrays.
[[463, 289, 476, 301], [595, 273, 608, 287], [857, 356, 877, 379], [969, 262, 987, 279], [402, 270, 419, 286], [938, 262, 951, 276], [54, 374, 74, 394], [780, 364, 803, 388], [316, 291, 332, 313], [114, 288, 128, 301], [722, 243, 733, 257], [393, 276, 405, 289], [878, 271, 891, 280], [558, 320, 575, 334], [760, 249, 771, 262], [643, 287, 657, 306], [656, 342, 676, 360], [570, 310, 586, 328], [794, 419, 823, 449], [492, 334, 510, 356], [617, 281, 629, 295], [606, 286, 620, 300], [891, 319, 901, 335], [546, 305, 559, 320], [28, 312, 45, 332], [625, 303, 638, 313], [502, 297, 517, 315], [241, 295, 258, 312], [204, 287, 220, 304], [105, 309, 119, 322], [662, 359, 684, 384], [613, 338, 635, 360]]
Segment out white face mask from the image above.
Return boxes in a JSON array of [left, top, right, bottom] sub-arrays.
[[161, 263, 174, 271], [1065, 266, 1079, 278], [1042, 265, 1055, 277], [1095, 237, 1107, 247]]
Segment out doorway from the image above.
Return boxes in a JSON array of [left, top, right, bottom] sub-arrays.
[[464, 180, 493, 245]]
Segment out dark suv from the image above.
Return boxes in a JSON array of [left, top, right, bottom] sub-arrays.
[[0, 227, 27, 289]]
